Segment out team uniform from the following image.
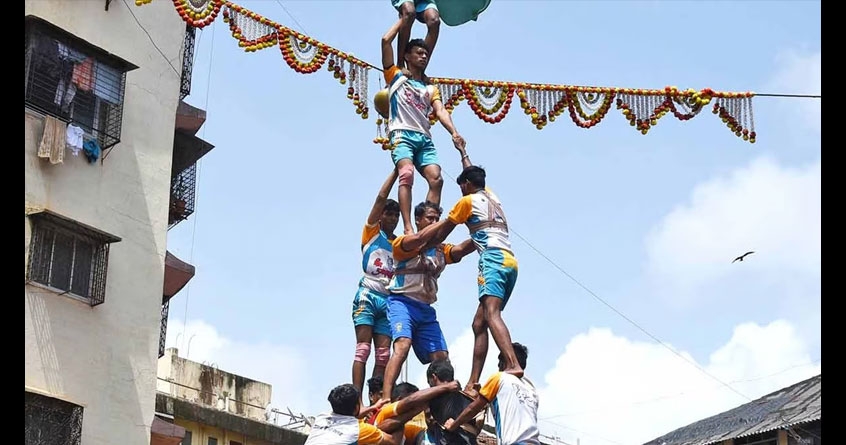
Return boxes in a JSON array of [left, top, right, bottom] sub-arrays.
[[383, 65, 442, 171], [478, 373, 540, 445], [387, 236, 460, 364], [353, 223, 395, 336], [304, 413, 385, 445], [447, 188, 518, 308], [374, 402, 428, 445]]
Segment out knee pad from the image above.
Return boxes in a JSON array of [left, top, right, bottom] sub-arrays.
[[398, 163, 414, 187], [354, 342, 371, 363], [375, 347, 391, 367]]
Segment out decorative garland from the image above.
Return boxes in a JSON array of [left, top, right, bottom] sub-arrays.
[[137, 0, 756, 145]]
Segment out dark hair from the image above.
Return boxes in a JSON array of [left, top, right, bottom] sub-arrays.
[[384, 199, 400, 214], [392, 382, 419, 401], [405, 38, 429, 54], [456, 165, 486, 188], [367, 376, 384, 395], [328, 384, 360, 416], [427, 359, 454, 382], [414, 201, 442, 219], [500, 342, 528, 370]]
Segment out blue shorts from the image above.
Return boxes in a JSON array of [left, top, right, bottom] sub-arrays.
[[392, 0, 438, 22], [352, 287, 391, 337], [387, 295, 448, 364], [478, 249, 518, 309], [391, 130, 439, 171]]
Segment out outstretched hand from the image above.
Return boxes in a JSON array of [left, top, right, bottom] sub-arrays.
[[452, 133, 466, 150]]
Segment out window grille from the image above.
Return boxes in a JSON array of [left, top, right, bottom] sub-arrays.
[[26, 210, 121, 306], [25, 391, 83, 445], [25, 16, 135, 151]]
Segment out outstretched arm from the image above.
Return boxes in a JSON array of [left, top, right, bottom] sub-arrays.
[[432, 98, 465, 151], [448, 239, 475, 263], [378, 381, 460, 433], [367, 169, 399, 226], [397, 219, 452, 253], [382, 19, 403, 70], [444, 395, 488, 433]]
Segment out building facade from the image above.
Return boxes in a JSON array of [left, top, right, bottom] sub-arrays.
[[24, 2, 201, 444], [156, 348, 309, 445]]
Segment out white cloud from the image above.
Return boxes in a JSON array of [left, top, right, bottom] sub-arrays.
[[644, 156, 820, 306], [763, 50, 821, 135], [164, 318, 313, 414], [536, 320, 820, 445]]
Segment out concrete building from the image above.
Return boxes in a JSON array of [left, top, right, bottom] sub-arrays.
[[24, 2, 210, 444], [156, 348, 309, 445]]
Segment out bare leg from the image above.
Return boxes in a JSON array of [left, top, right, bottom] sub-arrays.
[[382, 337, 412, 403], [421, 8, 441, 64], [421, 164, 444, 207], [397, 158, 415, 235], [466, 304, 488, 395], [353, 324, 374, 405], [482, 296, 523, 377], [373, 333, 392, 378], [397, 3, 415, 68]]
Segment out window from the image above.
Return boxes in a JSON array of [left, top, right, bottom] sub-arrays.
[[230, 442, 243, 445], [25, 16, 136, 150], [208, 438, 218, 445], [25, 391, 83, 445], [26, 210, 121, 306], [181, 431, 193, 445]]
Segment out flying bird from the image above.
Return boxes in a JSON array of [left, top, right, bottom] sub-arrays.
[[732, 251, 755, 263]]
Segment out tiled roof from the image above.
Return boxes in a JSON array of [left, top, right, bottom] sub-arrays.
[[642, 374, 821, 445]]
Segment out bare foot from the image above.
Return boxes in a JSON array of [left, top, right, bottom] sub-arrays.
[[503, 367, 524, 378], [462, 382, 481, 398]]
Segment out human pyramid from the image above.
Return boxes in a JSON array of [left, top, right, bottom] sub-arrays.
[[304, 2, 540, 445]]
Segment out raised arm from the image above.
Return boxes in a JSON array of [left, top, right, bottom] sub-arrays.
[[367, 169, 399, 226], [456, 146, 472, 170], [432, 99, 466, 151], [381, 19, 403, 70]]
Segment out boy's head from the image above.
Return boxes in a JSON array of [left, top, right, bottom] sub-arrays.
[[328, 383, 360, 416], [367, 376, 384, 406], [404, 38, 430, 71], [498, 343, 528, 371]]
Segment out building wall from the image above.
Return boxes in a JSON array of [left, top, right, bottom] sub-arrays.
[[24, 1, 185, 444], [176, 419, 275, 445], [158, 348, 273, 421]]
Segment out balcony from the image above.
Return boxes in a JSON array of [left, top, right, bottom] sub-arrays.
[[169, 101, 214, 228], [160, 250, 196, 358]]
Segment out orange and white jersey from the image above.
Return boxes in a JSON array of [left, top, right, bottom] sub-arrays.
[[479, 372, 540, 445], [360, 222, 395, 295], [389, 236, 458, 304], [384, 65, 442, 138], [304, 413, 384, 445], [447, 188, 513, 255]]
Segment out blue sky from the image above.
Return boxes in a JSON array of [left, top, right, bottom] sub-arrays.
[[162, 1, 820, 444]]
